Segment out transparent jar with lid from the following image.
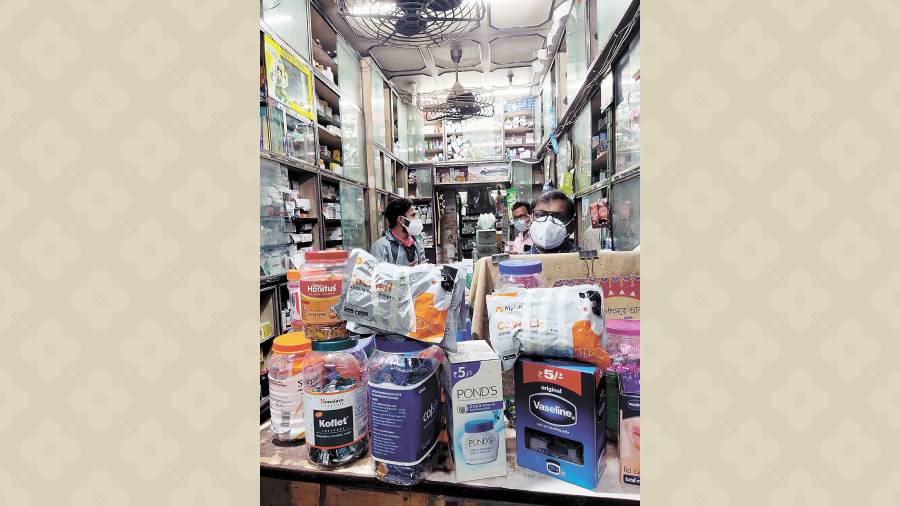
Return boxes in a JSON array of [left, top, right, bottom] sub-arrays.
[[266, 332, 312, 442], [302, 338, 369, 468], [496, 259, 544, 291], [604, 319, 640, 442], [495, 259, 543, 426], [368, 335, 443, 486], [299, 250, 349, 340]]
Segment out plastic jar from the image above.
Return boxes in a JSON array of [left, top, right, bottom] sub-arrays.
[[368, 335, 443, 486], [302, 338, 369, 468], [286, 269, 302, 330], [604, 319, 639, 442], [496, 259, 544, 291], [299, 250, 349, 340], [266, 332, 312, 442], [606, 319, 640, 364], [461, 419, 500, 465]]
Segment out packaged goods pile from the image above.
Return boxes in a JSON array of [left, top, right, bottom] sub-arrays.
[[263, 249, 640, 493]]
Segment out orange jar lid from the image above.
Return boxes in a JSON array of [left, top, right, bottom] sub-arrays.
[[272, 332, 311, 355], [286, 269, 300, 281]]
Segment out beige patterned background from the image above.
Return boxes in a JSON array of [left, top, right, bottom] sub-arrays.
[[1, 0, 899, 504]]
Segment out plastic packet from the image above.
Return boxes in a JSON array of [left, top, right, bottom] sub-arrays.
[[486, 285, 610, 371], [336, 249, 464, 351]]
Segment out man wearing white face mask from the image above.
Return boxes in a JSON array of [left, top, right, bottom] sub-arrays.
[[370, 198, 428, 265], [508, 201, 534, 254], [528, 190, 579, 254]]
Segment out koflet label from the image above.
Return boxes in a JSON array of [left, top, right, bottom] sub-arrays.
[[529, 393, 577, 426]]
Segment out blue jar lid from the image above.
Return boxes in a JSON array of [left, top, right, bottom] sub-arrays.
[[374, 334, 435, 353], [499, 259, 542, 276], [464, 419, 495, 433]]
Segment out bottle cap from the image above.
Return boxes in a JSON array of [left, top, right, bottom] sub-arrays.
[[606, 319, 640, 337], [499, 259, 542, 276], [272, 332, 311, 354], [374, 334, 435, 353], [311, 337, 357, 352], [286, 269, 300, 281], [305, 250, 349, 262]]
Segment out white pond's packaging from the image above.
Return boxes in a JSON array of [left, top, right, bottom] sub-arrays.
[[444, 340, 507, 482]]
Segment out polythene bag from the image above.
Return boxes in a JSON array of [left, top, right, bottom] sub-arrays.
[[336, 249, 463, 351], [486, 285, 610, 371]]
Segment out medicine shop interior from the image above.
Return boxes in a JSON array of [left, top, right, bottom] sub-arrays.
[[259, 0, 640, 504]]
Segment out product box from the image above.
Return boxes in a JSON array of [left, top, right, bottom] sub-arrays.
[[619, 373, 640, 485], [515, 358, 606, 490], [444, 340, 507, 482]]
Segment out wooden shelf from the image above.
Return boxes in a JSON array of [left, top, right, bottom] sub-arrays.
[[592, 151, 609, 168], [505, 143, 534, 149], [317, 113, 341, 128], [319, 154, 342, 166], [504, 110, 534, 116], [424, 133, 443, 139], [424, 148, 443, 154], [317, 125, 342, 148], [504, 127, 534, 135], [314, 72, 340, 107], [312, 43, 337, 73]]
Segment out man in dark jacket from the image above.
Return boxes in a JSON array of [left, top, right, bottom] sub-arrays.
[[370, 198, 427, 265]]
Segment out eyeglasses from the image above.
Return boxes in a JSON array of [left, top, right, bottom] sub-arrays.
[[532, 210, 572, 226]]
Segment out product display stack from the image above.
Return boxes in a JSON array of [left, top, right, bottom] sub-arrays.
[[262, 248, 640, 503], [260, 0, 641, 502]]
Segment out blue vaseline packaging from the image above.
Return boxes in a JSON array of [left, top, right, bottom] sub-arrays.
[[444, 340, 507, 482], [515, 357, 606, 490]]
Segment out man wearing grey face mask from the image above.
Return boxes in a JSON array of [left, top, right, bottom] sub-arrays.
[[528, 190, 579, 254]]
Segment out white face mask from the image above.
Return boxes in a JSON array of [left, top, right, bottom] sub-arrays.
[[402, 216, 424, 236], [530, 219, 569, 250], [513, 218, 529, 232]]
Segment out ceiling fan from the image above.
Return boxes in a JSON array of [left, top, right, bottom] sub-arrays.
[[336, 0, 485, 47], [417, 46, 494, 122]]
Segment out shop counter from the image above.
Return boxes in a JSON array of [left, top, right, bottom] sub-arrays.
[[260, 422, 639, 505]]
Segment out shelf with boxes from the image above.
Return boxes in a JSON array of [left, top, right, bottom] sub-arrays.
[[319, 179, 344, 249], [503, 96, 537, 161]]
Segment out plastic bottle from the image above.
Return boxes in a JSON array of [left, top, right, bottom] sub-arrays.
[[368, 335, 443, 486], [302, 338, 369, 468], [299, 250, 349, 340], [286, 269, 302, 330], [266, 332, 312, 441], [496, 259, 544, 291]]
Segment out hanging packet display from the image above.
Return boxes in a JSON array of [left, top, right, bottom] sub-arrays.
[[336, 249, 464, 351], [486, 285, 610, 371]]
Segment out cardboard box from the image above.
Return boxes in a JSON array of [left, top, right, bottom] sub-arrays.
[[515, 358, 606, 490], [444, 340, 507, 482], [467, 164, 510, 182], [619, 372, 640, 485], [469, 252, 640, 342]]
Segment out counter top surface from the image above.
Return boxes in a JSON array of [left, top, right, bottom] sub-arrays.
[[260, 422, 640, 504]]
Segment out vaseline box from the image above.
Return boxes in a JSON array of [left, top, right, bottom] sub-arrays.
[[515, 358, 606, 490], [444, 340, 507, 482]]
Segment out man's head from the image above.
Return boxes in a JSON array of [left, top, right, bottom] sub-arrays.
[[532, 190, 576, 234], [529, 190, 576, 251], [511, 201, 532, 232], [385, 198, 417, 232]]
